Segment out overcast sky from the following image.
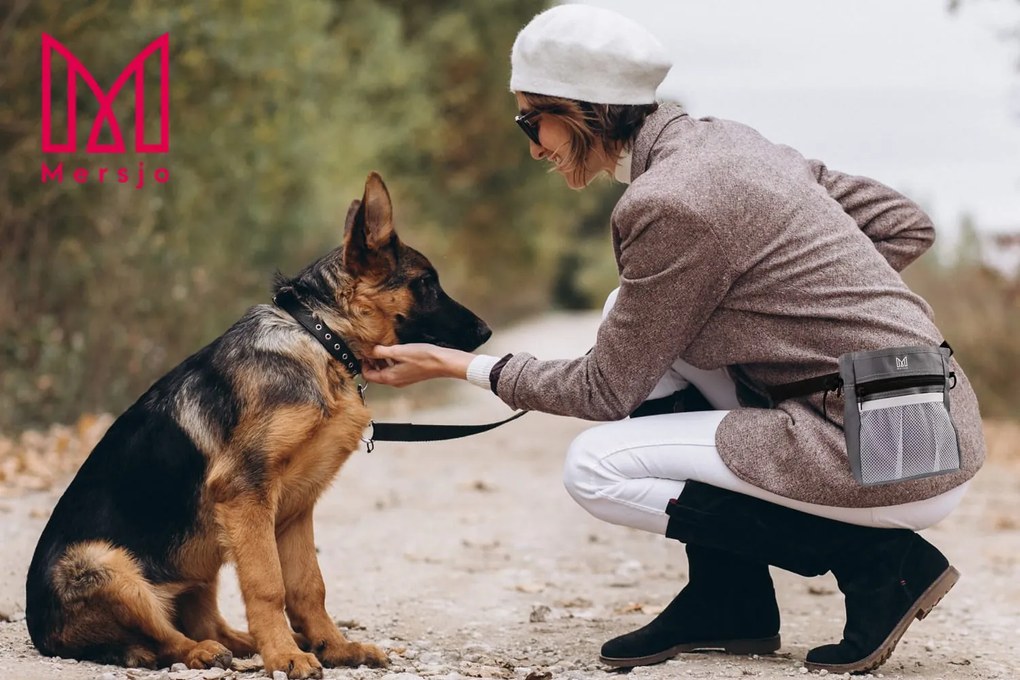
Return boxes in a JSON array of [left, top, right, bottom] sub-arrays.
[[573, 0, 1020, 242]]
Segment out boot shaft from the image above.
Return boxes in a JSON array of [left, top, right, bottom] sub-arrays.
[[665, 482, 947, 582]]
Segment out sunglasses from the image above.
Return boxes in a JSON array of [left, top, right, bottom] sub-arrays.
[[514, 109, 542, 145]]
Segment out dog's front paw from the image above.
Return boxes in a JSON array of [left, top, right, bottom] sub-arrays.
[[216, 627, 258, 658], [352, 640, 387, 668], [355, 642, 389, 668], [263, 649, 323, 679], [185, 639, 232, 670], [317, 640, 389, 668]]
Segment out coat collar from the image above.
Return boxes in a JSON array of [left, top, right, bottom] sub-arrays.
[[630, 102, 689, 183], [613, 148, 633, 184]]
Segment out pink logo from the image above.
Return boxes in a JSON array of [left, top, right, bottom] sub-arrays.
[[41, 33, 169, 153]]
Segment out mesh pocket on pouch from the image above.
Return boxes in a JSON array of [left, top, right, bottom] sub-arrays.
[[839, 344, 961, 487], [858, 392, 961, 486]]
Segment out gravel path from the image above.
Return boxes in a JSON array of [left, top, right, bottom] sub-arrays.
[[1, 312, 1017, 680]]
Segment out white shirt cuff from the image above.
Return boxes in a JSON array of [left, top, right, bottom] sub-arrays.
[[466, 354, 501, 390]]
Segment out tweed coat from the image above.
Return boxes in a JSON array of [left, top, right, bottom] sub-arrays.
[[494, 104, 984, 508]]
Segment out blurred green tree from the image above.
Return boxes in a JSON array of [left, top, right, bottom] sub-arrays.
[[902, 218, 1020, 420]]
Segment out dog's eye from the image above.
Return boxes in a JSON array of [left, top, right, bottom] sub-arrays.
[[413, 274, 437, 299]]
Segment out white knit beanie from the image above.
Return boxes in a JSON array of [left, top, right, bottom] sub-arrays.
[[510, 4, 672, 105]]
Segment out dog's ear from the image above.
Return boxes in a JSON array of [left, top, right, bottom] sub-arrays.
[[344, 173, 398, 276], [342, 199, 361, 237], [362, 172, 394, 241]]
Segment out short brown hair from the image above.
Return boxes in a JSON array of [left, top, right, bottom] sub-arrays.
[[519, 92, 658, 185]]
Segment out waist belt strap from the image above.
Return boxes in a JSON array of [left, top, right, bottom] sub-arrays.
[[767, 340, 953, 404], [766, 372, 842, 403]]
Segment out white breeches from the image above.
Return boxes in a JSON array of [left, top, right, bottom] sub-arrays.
[[562, 289, 968, 534]]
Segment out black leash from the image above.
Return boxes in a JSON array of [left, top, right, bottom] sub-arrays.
[[273, 290, 528, 451], [367, 411, 529, 447]]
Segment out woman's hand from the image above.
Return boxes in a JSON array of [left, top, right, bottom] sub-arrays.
[[362, 343, 475, 387]]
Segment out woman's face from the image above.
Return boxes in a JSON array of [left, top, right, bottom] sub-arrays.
[[514, 92, 612, 189]]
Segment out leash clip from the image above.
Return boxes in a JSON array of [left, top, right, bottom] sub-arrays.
[[355, 375, 368, 406], [361, 420, 375, 453], [356, 376, 372, 451]]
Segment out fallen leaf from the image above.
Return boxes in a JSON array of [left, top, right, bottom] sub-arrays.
[[992, 515, 1018, 531], [613, 602, 646, 614], [334, 618, 365, 630]]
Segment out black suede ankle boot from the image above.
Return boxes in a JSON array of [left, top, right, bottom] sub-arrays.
[[599, 543, 781, 667], [804, 531, 958, 673], [663, 482, 960, 675]]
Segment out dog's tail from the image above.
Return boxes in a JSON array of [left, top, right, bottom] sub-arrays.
[[27, 540, 119, 657], [51, 541, 117, 599]]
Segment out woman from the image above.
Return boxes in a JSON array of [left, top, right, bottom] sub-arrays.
[[363, 5, 985, 675]]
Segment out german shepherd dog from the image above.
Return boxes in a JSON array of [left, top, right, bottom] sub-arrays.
[[26, 173, 491, 679]]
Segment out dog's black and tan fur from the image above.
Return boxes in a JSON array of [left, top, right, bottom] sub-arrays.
[[25, 173, 490, 679]]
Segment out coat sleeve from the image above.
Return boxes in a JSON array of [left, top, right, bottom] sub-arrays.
[[493, 191, 739, 421], [807, 160, 935, 271]]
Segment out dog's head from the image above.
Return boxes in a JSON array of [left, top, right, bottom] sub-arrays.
[[276, 172, 491, 354]]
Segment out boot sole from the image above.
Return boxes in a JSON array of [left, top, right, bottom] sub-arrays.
[[599, 634, 782, 668], [804, 564, 960, 675]]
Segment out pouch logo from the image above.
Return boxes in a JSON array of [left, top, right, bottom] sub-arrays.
[[895, 356, 909, 370]]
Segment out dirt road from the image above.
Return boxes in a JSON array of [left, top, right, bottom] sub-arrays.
[[1, 312, 1017, 680]]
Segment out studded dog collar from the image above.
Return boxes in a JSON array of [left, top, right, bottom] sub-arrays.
[[273, 289, 362, 378]]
